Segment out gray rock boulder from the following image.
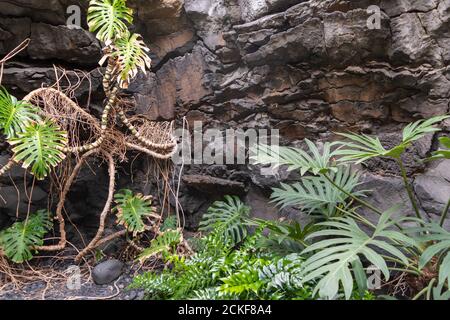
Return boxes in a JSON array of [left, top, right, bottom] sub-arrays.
[[92, 260, 124, 285]]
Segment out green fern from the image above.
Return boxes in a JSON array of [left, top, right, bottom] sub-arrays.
[[0, 86, 40, 139], [336, 115, 449, 163], [137, 229, 181, 263], [270, 166, 365, 218], [0, 210, 52, 263], [219, 268, 265, 296], [114, 189, 155, 235], [199, 196, 250, 246], [300, 207, 418, 300], [111, 32, 151, 89], [87, 0, 133, 42], [252, 140, 339, 176], [9, 120, 67, 180]]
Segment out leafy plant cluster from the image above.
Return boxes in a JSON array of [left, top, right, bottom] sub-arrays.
[[131, 196, 374, 300]]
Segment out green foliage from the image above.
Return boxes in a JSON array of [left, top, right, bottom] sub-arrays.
[[199, 195, 250, 246], [271, 166, 365, 217], [9, 120, 67, 180], [114, 189, 154, 236], [300, 207, 417, 300], [252, 139, 339, 176], [414, 222, 450, 286], [160, 215, 178, 232], [137, 229, 181, 263], [335, 115, 449, 163], [87, 0, 133, 42], [0, 210, 52, 263], [430, 136, 450, 160], [0, 86, 40, 139], [111, 32, 151, 89]]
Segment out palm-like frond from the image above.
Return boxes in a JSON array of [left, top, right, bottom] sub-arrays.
[[402, 115, 449, 145], [270, 166, 365, 217], [87, 0, 133, 42], [414, 222, 450, 286], [336, 115, 449, 164], [9, 120, 67, 180], [252, 139, 339, 176], [199, 196, 250, 246], [219, 268, 264, 296], [0, 210, 52, 263], [111, 32, 151, 88], [0, 86, 40, 138], [114, 189, 156, 235], [300, 207, 417, 300]]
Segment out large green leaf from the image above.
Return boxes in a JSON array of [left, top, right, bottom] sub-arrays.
[[252, 139, 339, 176], [111, 32, 151, 89], [336, 115, 449, 164], [0, 86, 40, 139], [0, 210, 52, 263], [114, 189, 156, 236], [9, 120, 67, 180], [87, 0, 133, 42], [270, 166, 366, 217], [300, 207, 417, 300], [199, 196, 250, 246]]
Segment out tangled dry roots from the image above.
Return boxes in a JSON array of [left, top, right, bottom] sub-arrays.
[[17, 82, 178, 262]]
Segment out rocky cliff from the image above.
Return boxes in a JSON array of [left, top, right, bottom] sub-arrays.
[[0, 0, 449, 235]]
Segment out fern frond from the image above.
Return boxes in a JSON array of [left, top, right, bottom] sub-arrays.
[[137, 229, 181, 263]]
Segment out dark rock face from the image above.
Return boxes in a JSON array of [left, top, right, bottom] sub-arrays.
[[0, 0, 449, 233]]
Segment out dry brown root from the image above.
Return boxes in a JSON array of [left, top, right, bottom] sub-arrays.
[[75, 152, 116, 263], [0, 159, 15, 178], [35, 149, 99, 252]]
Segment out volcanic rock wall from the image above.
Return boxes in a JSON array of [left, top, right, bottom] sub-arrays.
[[0, 0, 449, 234]]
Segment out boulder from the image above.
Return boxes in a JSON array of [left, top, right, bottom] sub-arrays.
[[92, 260, 124, 285]]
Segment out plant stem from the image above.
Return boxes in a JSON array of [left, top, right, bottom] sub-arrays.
[[396, 159, 423, 220], [439, 198, 450, 227], [323, 173, 384, 216]]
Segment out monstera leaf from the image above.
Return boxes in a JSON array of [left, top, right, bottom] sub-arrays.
[[87, 0, 133, 42], [111, 32, 151, 88], [0, 210, 52, 263], [0, 86, 40, 139], [114, 189, 156, 235], [9, 120, 67, 180]]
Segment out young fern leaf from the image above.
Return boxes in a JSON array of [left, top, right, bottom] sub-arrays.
[[0, 86, 41, 138], [138, 229, 181, 263], [270, 166, 366, 217], [0, 210, 52, 263], [9, 120, 67, 180], [114, 189, 156, 236], [199, 196, 250, 246], [252, 139, 339, 176], [111, 32, 151, 89], [87, 0, 133, 42], [300, 207, 417, 300], [219, 268, 265, 296]]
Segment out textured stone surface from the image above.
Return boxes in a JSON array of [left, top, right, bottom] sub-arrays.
[[92, 260, 124, 285], [0, 0, 449, 232]]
